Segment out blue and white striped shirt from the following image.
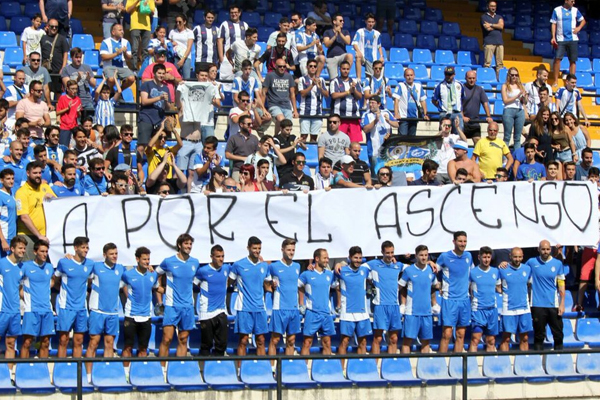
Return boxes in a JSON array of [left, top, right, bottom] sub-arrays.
[[193, 24, 219, 64], [551, 6, 584, 42], [330, 77, 362, 118], [352, 28, 381, 63], [298, 75, 325, 116]]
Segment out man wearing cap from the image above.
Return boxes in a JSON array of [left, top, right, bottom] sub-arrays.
[[433, 116, 467, 184], [361, 95, 398, 168], [481, 0, 504, 81], [141, 47, 183, 104], [432, 66, 465, 135], [462, 70, 494, 144], [317, 114, 351, 168], [472, 122, 514, 180], [332, 155, 373, 188], [447, 141, 482, 183], [392, 67, 428, 137]]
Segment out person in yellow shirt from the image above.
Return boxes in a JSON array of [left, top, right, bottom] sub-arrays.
[[125, 0, 155, 70], [145, 119, 182, 179], [15, 161, 56, 260], [471, 122, 514, 180]]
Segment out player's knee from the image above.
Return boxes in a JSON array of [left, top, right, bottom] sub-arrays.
[[255, 335, 265, 347], [59, 334, 70, 346], [238, 335, 249, 346], [286, 337, 295, 348]]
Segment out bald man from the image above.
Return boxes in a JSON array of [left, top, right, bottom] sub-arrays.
[[525, 240, 565, 350], [462, 70, 493, 144], [471, 122, 513, 180], [498, 247, 532, 352]]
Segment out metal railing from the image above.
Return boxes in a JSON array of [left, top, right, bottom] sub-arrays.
[[8, 346, 600, 400]]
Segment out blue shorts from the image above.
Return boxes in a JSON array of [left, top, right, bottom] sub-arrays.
[[57, 309, 88, 333], [501, 313, 533, 334], [89, 311, 119, 336], [555, 40, 578, 63], [340, 319, 373, 338], [302, 310, 336, 337], [0, 312, 21, 337], [235, 310, 268, 335], [163, 306, 196, 331], [441, 298, 471, 328], [403, 315, 433, 340], [471, 308, 499, 336], [268, 106, 293, 120], [22, 312, 55, 337], [269, 309, 301, 335], [373, 304, 403, 332]]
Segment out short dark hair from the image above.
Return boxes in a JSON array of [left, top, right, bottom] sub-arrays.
[[348, 246, 362, 257], [305, 17, 316, 26], [135, 246, 151, 258], [276, 32, 287, 40], [279, 17, 290, 24], [582, 147, 593, 158], [241, 59, 252, 69], [282, 239, 296, 248], [61, 163, 77, 174], [479, 246, 493, 255], [248, 236, 262, 246], [238, 114, 252, 126], [88, 157, 104, 170], [589, 167, 600, 177], [0, 99, 8, 110], [496, 167, 508, 175], [538, 86, 549, 95], [103, 242, 117, 254], [0, 169, 14, 179], [313, 248, 326, 259], [176, 233, 194, 251], [365, 13, 376, 20], [211, 244, 224, 255], [73, 236, 90, 247], [415, 244, 428, 254], [120, 124, 133, 134], [33, 144, 46, 156], [204, 136, 218, 147], [294, 152, 306, 162], [245, 27, 258, 37], [319, 157, 332, 167], [26, 160, 44, 172], [563, 161, 576, 169], [453, 231, 467, 240], [565, 73, 577, 81], [422, 159, 439, 173], [34, 240, 49, 251], [327, 113, 341, 122], [524, 143, 536, 152], [29, 80, 42, 91], [456, 168, 468, 177], [153, 63, 166, 74], [70, 47, 83, 58], [280, 119, 293, 129], [238, 90, 250, 99], [381, 240, 394, 252], [11, 235, 28, 249], [16, 128, 30, 138]]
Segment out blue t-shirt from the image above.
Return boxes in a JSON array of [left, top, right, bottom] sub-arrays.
[[53, 183, 84, 197], [89, 262, 125, 314], [526, 256, 565, 308], [156, 254, 200, 308], [0, 161, 25, 195], [335, 264, 371, 315], [82, 174, 109, 195], [121, 267, 158, 318], [469, 266, 500, 310], [0, 190, 17, 243], [229, 257, 270, 312], [194, 263, 231, 318], [499, 264, 532, 313], [269, 260, 300, 311], [21, 260, 53, 313], [0, 257, 22, 313], [55, 257, 94, 310], [298, 269, 335, 314], [367, 259, 403, 306], [399, 264, 437, 316], [437, 250, 474, 300], [517, 162, 546, 181], [139, 80, 171, 126]]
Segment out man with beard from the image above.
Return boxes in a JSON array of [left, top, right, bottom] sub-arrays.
[[53, 164, 83, 197]]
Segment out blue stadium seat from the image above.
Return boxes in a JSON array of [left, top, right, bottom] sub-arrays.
[[263, 12, 282, 29], [455, 66, 472, 82], [576, 58, 593, 72], [398, 20, 418, 36], [544, 353, 584, 382], [415, 34, 435, 50], [514, 355, 554, 383], [578, 44, 590, 58], [576, 318, 600, 346], [576, 72, 594, 89], [412, 48, 433, 65], [0, 17, 6, 31], [272, 0, 291, 14], [416, 357, 459, 385], [434, 50, 454, 65], [254, 0, 268, 13], [594, 59, 600, 72], [514, 14, 532, 27], [533, 41, 554, 58], [242, 12, 261, 28], [430, 65, 445, 81], [70, 18, 84, 34], [281, 359, 317, 389], [347, 358, 387, 387], [534, 28, 552, 42], [257, 25, 271, 42], [53, 362, 94, 394], [0, 2, 21, 18], [311, 359, 352, 388], [0, 364, 15, 394], [579, 31, 589, 45], [338, 4, 356, 16], [130, 361, 171, 392], [0, 31, 16, 48], [408, 64, 428, 81], [424, 8, 443, 22], [15, 363, 55, 394], [72, 34, 95, 51], [240, 360, 276, 389], [459, 36, 480, 53], [384, 63, 404, 80], [546, 321, 583, 348], [560, 57, 572, 72], [9, 16, 29, 34], [24, 2, 40, 18], [420, 20, 439, 36], [476, 67, 498, 84], [381, 357, 421, 386], [591, 31, 600, 45], [457, 51, 477, 66], [84, 50, 100, 70], [380, 33, 392, 49], [394, 34, 414, 50], [483, 355, 524, 383], [514, 27, 533, 42], [389, 47, 410, 64], [304, 143, 319, 167], [3, 47, 23, 67], [403, 7, 421, 20], [92, 362, 133, 393], [532, 14, 547, 28], [193, 9, 205, 25], [576, 353, 600, 380], [448, 356, 490, 385], [204, 360, 244, 390], [438, 35, 458, 52], [442, 22, 461, 37], [121, 87, 135, 103], [503, 14, 514, 29]]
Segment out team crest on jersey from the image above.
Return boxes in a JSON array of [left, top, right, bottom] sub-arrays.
[[428, 274, 432, 279], [260, 268, 264, 274], [493, 274, 497, 279], [326, 276, 330, 281], [46, 269, 49, 275], [84, 267, 88, 272], [551, 267, 556, 272], [466, 258, 469, 264], [115, 270, 119, 275], [360, 271, 364, 276], [150, 277, 154, 282], [223, 271, 227, 276], [523, 272, 526, 277]]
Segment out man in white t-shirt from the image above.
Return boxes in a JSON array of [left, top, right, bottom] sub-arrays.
[[245, 135, 287, 183], [226, 28, 261, 77], [21, 14, 45, 64], [3, 71, 29, 133], [176, 67, 221, 179], [433, 116, 468, 184]]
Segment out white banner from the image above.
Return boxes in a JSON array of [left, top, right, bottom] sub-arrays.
[[44, 181, 599, 265]]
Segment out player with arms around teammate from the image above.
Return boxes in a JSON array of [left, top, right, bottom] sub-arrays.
[[299, 248, 336, 356], [436, 231, 473, 353], [54, 236, 95, 359], [399, 245, 439, 353], [228, 236, 271, 357], [469, 246, 500, 352], [267, 239, 301, 361]]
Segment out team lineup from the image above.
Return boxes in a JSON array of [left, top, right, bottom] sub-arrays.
[[0, 231, 566, 380]]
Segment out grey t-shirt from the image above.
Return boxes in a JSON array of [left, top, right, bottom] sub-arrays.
[[263, 71, 295, 109], [317, 130, 350, 166], [225, 132, 259, 172], [20, 66, 51, 101], [61, 63, 94, 107], [177, 81, 217, 125]]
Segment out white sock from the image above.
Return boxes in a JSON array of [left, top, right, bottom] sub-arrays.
[[86, 373, 92, 384]]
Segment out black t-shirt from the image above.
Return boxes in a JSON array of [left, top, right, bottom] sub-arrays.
[[279, 172, 315, 191], [333, 158, 370, 184], [274, 133, 296, 175], [40, 34, 69, 73], [105, 142, 135, 171]]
